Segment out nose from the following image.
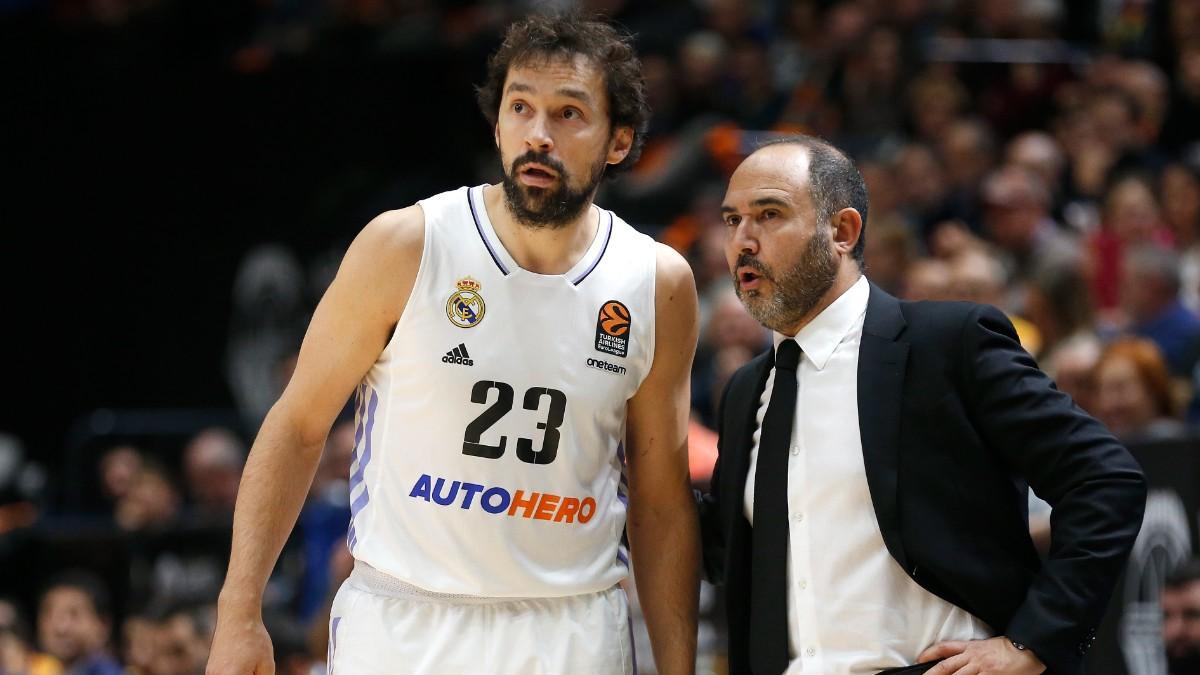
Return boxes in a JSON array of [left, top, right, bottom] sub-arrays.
[[525, 112, 553, 153], [728, 218, 760, 257]]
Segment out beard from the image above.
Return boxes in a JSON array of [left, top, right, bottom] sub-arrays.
[[1168, 647, 1200, 675], [501, 150, 607, 229], [734, 226, 839, 333]]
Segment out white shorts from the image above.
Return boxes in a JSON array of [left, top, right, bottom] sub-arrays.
[[327, 562, 635, 674]]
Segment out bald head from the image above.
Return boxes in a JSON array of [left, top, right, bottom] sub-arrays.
[[183, 428, 245, 513], [731, 142, 815, 201], [184, 429, 245, 473], [1007, 132, 1064, 190]]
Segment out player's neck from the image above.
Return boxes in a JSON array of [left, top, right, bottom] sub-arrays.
[[482, 183, 600, 275]]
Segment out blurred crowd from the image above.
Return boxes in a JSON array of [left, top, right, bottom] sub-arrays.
[[4, 0, 1200, 673], [0, 423, 352, 675]]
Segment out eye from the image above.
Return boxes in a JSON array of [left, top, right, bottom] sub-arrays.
[[762, 209, 779, 220], [512, 102, 527, 114], [725, 215, 741, 227], [562, 107, 582, 120]]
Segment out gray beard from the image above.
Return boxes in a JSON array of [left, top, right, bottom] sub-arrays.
[[735, 228, 839, 333]]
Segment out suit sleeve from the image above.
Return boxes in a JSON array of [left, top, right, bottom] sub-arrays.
[[697, 378, 735, 585], [959, 304, 1147, 673]]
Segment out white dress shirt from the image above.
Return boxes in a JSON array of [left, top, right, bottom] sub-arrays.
[[743, 276, 991, 673]]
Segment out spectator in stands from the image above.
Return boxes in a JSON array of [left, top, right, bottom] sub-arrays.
[[264, 614, 317, 675], [861, 217, 918, 298], [146, 604, 212, 675], [1045, 338, 1103, 415], [901, 257, 953, 302], [37, 571, 122, 675], [1093, 337, 1187, 441], [1006, 131, 1066, 221], [1162, 559, 1200, 675], [947, 247, 1010, 309], [121, 612, 156, 675], [1091, 172, 1174, 313], [1054, 93, 1113, 224], [906, 70, 970, 147], [1161, 162, 1200, 313], [676, 31, 728, 120], [1113, 61, 1170, 165], [980, 164, 1077, 291], [114, 462, 181, 532], [1087, 89, 1147, 173], [938, 117, 997, 231], [892, 143, 952, 236], [1025, 256, 1100, 377], [693, 291, 768, 427], [1162, 38, 1200, 150], [1121, 244, 1200, 376], [947, 248, 1041, 351], [97, 445, 141, 505], [726, 40, 787, 130], [835, 24, 906, 145], [181, 428, 245, 521], [1, 597, 60, 675], [857, 160, 902, 229]]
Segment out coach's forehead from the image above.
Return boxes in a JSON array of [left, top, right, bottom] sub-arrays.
[[725, 144, 813, 209]]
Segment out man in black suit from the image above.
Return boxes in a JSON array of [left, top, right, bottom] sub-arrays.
[[700, 136, 1146, 675]]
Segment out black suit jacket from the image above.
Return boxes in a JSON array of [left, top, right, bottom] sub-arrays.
[[700, 283, 1147, 675]]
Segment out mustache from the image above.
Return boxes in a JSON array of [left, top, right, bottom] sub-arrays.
[[511, 151, 567, 177], [734, 253, 772, 280]]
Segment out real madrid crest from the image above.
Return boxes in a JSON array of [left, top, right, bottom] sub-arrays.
[[446, 277, 486, 328]]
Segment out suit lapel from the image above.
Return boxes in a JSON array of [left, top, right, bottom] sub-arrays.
[[858, 284, 910, 571]]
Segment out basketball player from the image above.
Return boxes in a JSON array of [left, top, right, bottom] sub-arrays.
[[205, 14, 700, 675]]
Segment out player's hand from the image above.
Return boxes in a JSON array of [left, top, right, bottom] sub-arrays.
[[918, 636, 1046, 675], [205, 609, 275, 675]]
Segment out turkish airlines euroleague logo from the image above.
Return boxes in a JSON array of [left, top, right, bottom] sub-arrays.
[[595, 300, 631, 358]]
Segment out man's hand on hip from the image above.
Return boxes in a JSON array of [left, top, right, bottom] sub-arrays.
[[918, 637, 1046, 675]]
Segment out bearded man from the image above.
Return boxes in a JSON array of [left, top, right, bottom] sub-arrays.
[[699, 135, 1146, 675]]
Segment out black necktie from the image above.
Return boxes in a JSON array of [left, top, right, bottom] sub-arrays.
[[750, 338, 801, 675]]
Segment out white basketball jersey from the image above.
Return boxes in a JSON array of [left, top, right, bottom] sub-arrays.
[[345, 184, 657, 597]]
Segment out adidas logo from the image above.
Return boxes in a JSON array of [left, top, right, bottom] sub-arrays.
[[442, 343, 474, 366]]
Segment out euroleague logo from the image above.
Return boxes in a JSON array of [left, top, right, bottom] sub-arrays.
[[446, 277, 486, 328], [594, 299, 631, 358]]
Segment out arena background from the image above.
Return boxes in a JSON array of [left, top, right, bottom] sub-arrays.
[[2, 1, 1200, 673]]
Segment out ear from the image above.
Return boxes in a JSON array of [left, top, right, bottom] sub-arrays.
[[494, 123, 500, 149], [831, 207, 863, 258], [606, 126, 634, 166]]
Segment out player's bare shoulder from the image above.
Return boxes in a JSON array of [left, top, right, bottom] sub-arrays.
[[333, 205, 426, 323], [649, 242, 700, 367], [652, 242, 699, 319], [354, 205, 425, 276]]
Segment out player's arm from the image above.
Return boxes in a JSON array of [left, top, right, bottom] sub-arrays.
[[206, 207, 424, 675], [625, 243, 701, 675]]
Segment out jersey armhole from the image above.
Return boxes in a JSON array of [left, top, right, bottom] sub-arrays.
[[634, 235, 658, 392], [379, 201, 434, 358]]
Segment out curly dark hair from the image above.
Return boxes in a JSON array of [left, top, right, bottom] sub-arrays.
[[475, 13, 649, 177]]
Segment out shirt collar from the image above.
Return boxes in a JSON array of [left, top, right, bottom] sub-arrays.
[[773, 275, 869, 370]]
